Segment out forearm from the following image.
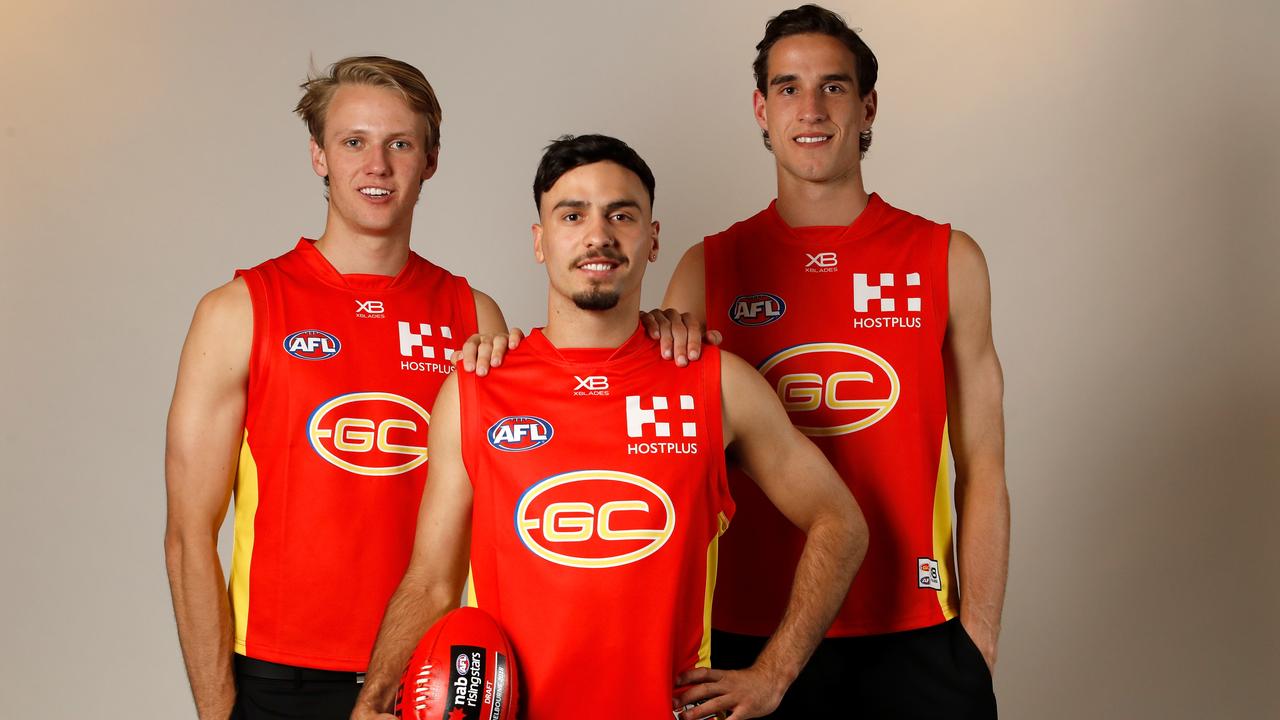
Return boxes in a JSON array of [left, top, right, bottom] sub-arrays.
[[754, 506, 866, 685], [165, 532, 236, 719], [355, 578, 459, 714], [956, 468, 1010, 644]]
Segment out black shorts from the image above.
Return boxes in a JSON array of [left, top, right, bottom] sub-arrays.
[[712, 619, 996, 719], [231, 655, 363, 720]]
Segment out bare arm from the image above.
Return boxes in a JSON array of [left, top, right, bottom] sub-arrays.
[[164, 279, 252, 719], [471, 287, 509, 337], [677, 352, 867, 719], [352, 375, 474, 719], [945, 230, 1009, 672], [661, 242, 707, 324]]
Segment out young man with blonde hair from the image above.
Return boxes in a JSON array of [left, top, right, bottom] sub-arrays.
[[165, 56, 508, 719]]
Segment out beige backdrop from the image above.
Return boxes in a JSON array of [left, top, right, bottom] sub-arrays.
[[2, 0, 1277, 717]]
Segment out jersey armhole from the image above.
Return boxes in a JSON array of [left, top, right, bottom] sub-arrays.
[[233, 267, 269, 419], [930, 224, 952, 348], [454, 275, 481, 339], [702, 235, 721, 334], [457, 370, 480, 490], [701, 347, 735, 527]]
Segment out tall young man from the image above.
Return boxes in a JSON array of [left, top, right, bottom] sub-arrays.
[[350, 135, 867, 720], [662, 6, 1009, 717], [164, 57, 510, 719]]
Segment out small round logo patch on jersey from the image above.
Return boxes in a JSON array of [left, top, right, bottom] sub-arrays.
[[515, 470, 675, 569], [487, 416, 554, 452], [729, 293, 786, 327], [757, 342, 900, 436], [284, 329, 341, 360], [307, 392, 430, 476]]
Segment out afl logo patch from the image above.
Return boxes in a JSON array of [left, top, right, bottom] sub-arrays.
[[284, 329, 341, 360], [455, 653, 469, 675], [487, 416, 554, 452], [307, 392, 429, 476], [515, 470, 675, 569], [729, 293, 786, 327]]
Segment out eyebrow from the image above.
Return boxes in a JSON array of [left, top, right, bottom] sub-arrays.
[[769, 72, 855, 87], [330, 127, 417, 139], [605, 199, 642, 213], [551, 198, 643, 213]]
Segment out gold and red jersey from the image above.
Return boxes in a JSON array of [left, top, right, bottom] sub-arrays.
[[458, 326, 732, 719], [231, 238, 477, 670], [705, 193, 957, 637]]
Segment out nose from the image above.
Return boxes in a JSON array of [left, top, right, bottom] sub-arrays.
[[799, 88, 828, 123], [583, 214, 618, 250], [365, 144, 390, 176]]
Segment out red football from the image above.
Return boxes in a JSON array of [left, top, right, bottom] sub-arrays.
[[393, 607, 519, 720]]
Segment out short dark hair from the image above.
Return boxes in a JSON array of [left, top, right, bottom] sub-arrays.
[[533, 134, 656, 211], [753, 5, 879, 154]]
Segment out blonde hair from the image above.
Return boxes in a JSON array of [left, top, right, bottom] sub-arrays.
[[295, 55, 442, 150]]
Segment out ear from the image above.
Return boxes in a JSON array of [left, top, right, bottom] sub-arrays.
[[422, 147, 440, 182], [861, 89, 878, 131], [310, 137, 328, 179], [753, 88, 768, 132], [532, 223, 545, 264], [648, 220, 660, 262]]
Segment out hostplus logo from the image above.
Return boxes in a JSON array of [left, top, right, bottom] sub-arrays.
[[625, 394, 699, 455], [398, 321, 457, 374], [853, 272, 924, 329]]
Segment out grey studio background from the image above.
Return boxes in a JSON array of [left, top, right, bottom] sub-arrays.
[[2, 0, 1278, 717]]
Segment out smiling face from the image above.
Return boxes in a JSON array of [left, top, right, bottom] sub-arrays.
[[754, 32, 877, 187], [532, 161, 659, 313], [310, 83, 438, 239]]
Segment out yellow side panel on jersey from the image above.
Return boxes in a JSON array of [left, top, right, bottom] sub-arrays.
[[698, 512, 731, 668], [932, 423, 958, 620], [230, 431, 260, 652], [465, 566, 478, 608]]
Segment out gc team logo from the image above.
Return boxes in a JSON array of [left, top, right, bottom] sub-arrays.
[[307, 392, 430, 476], [283, 329, 341, 360], [487, 416, 554, 452], [758, 342, 899, 436], [729, 293, 786, 327], [515, 470, 675, 569]]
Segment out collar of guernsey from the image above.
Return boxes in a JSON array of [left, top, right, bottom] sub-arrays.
[[521, 323, 652, 365], [291, 236, 426, 290], [762, 191, 890, 245]]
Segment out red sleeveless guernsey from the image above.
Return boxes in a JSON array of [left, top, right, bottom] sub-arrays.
[[705, 194, 956, 637], [231, 238, 477, 670], [458, 326, 732, 719]]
